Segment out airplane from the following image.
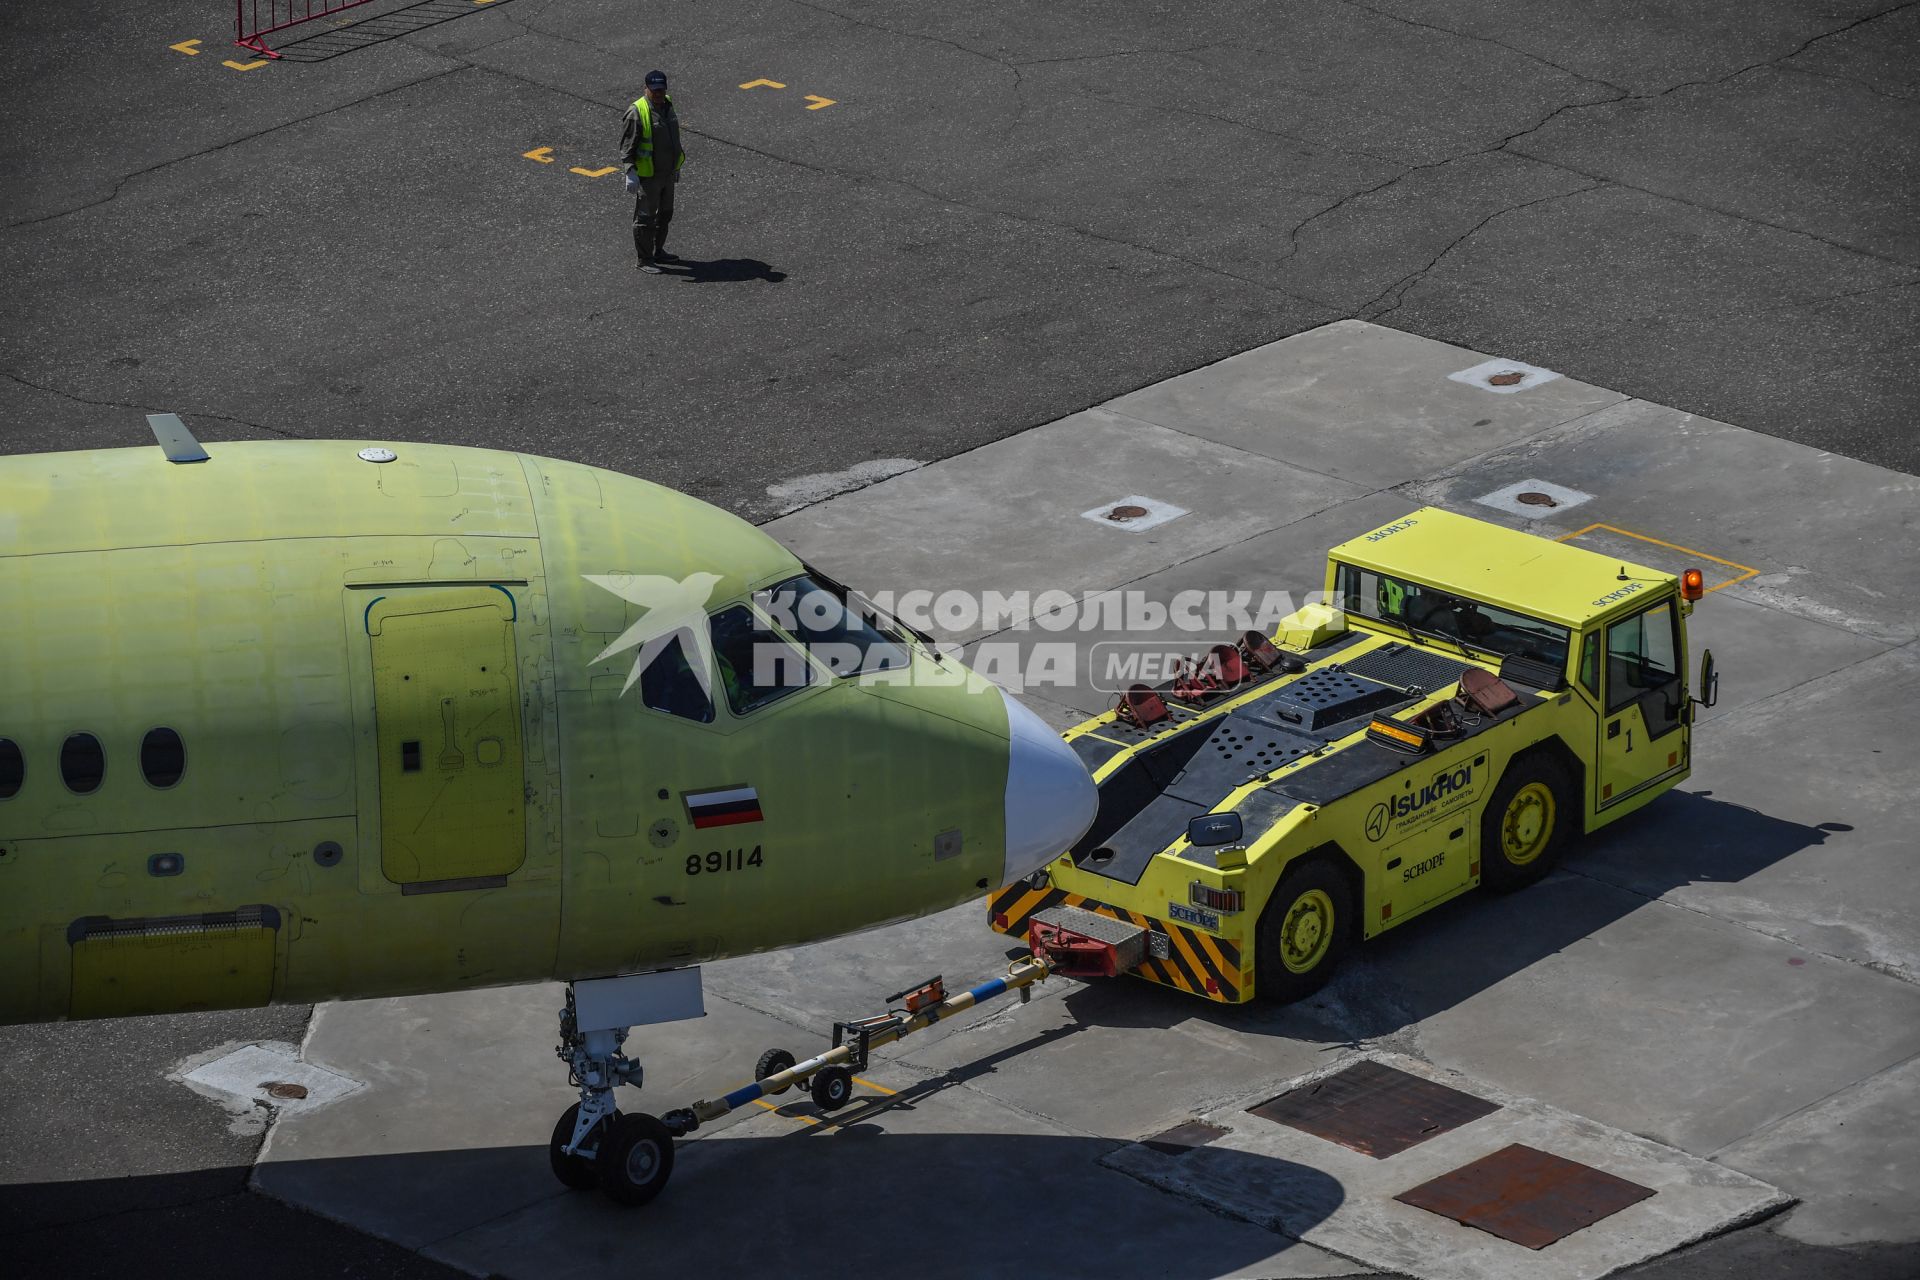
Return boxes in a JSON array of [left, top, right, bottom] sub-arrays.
[[0, 417, 1099, 1204]]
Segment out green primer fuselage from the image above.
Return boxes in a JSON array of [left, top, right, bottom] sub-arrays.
[[0, 442, 1014, 1024]]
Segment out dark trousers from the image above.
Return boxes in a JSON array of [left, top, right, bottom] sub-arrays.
[[632, 177, 676, 262]]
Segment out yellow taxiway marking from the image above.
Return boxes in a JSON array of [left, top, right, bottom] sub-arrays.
[[804, 94, 836, 110], [570, 165, 617, 178], [1555, 522, 1760, 594], [223, 58, 269, 71], [169, 38, 202, 55], [752, 1097, 821, 1125], [522, 146, 555, 163], [740, 78, 786, 90], [852, 1076, 896, 1095]]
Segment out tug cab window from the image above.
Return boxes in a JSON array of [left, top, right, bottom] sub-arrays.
[[638, 633, 714, 724], [757, 574, 909, 678], [709, 605, 811, 716], [1333, 563, 1570, 669], [1605, 597, 1683, 733]]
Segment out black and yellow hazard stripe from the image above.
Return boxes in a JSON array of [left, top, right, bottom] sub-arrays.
[[987, 885, 1246, 1003]]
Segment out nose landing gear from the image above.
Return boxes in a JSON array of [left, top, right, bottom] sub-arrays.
[[550, 980, 686, 1205]]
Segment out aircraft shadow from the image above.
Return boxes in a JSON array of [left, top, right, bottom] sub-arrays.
[[4, 1127, 1342, 1279], [1055, 788, 1845, 1044]]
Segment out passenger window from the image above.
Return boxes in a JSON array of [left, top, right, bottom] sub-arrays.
[[0, 738, 22, 799], [709, 605, 811, 715], [1605, 600, 1680, 713], [638, 633, 714, 724], [141, 728, 187, 788], [1578, 632, 1600, 696], [757, 575, 909, 678], [60, 733, 106, 794]]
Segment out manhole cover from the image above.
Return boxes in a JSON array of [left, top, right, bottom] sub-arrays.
[[1487, 370, 1526, 386], [1106, 504, 1150, 521], [264, 1081, 309, 1100], [1143, 1119, 1229, 1157], [1516, 491, 1558, 507], [1247, 1060, 1501, 1158], [1395, 1142, 1656, 1249]]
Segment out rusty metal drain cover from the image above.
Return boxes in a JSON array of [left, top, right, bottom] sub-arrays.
[[1395, 1143, 1656, 1248], [1143, 1119, 1229, 1157], [1247, 1060, 1500, 1158]]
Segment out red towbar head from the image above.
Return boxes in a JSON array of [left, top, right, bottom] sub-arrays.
[[1027, 906, 1149, 979]]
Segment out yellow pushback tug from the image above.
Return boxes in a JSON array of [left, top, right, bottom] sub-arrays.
[[992, 508, 1718, 1003]]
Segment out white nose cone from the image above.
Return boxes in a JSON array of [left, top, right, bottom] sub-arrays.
[[999, 687, 1099, 885]]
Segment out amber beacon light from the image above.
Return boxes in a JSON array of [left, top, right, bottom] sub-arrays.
[[1681, 568, 1705, 601]]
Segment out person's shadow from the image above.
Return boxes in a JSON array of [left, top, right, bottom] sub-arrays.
[[664, 257, 785, 283]]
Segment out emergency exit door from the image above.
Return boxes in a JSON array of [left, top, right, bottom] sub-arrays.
[[367, 587, 526, 885]]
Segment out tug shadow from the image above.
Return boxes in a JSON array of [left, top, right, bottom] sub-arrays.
[[1057, 787, 1847, 1044]]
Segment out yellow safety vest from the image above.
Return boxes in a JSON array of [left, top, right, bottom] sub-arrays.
[[632, 94, 685, 178]]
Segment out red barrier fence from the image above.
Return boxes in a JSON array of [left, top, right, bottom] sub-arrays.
[[236, 0, 380, 56]]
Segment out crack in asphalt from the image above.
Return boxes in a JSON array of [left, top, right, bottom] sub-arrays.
[[1333, 0, 1633, 97], [1, 65, 473, 232], [0, 370, 301, 440], [1276, 1, 1920, 278], [1361, 181, 1607, 320]]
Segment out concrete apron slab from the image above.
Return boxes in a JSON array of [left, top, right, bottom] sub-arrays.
[[1102, 1052, 1790, 1280]]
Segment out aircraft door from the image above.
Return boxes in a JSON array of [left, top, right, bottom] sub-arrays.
[[367, 587, 526, 885], [1596, 595, 1686, 810]]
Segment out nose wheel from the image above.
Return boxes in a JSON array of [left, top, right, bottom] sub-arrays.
[[550, 985, 677, 1205]]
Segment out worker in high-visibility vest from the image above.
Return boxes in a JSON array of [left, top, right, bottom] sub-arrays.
[[620, 70, 687, 273]]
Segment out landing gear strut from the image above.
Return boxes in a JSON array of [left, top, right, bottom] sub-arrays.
[[550, 983, 677, 1204]]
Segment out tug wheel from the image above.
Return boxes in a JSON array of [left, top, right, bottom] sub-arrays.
[[549, 1103, 613, 1191], [810, 1065, 855, 1112], [1254, 859, 1352, 1004], [755, 1047, 798, 1095], [598, 1112, 675, 1206], [1482, 754, 1573, 892]]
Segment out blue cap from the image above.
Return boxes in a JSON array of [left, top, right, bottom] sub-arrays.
[[645, 69, 668, 88]]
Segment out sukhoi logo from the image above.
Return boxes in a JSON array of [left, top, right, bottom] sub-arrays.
[[1365, 518, 1418, 543], [1366, 762, 1475, 841], [1389, 763, 1473, 819]]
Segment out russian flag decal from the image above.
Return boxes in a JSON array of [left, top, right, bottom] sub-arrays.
[[683, 785, 763, 829]]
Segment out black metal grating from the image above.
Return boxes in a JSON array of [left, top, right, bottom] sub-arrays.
[[1247, 1061, 1501, 1158], [1395, 1143, 1656, 1249], [1341, 644, 1474, 694]]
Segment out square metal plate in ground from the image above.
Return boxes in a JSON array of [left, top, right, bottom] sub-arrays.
[[1246, 1060, 1501, 1158], [1080, 494, 1189, 533], [1447, 358, 1563, 394], [1472, 478, 1595, 519], [1395, 1142, 1657, 1249]]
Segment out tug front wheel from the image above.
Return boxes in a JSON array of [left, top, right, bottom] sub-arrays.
[[549, 1103, 611, 1191], [1481, 754, 1574, 892], [1255, 858, 1353, 1004], [598, 1112, 675, 1205]]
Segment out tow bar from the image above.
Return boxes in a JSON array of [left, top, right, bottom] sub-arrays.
[[660, 954, 1058, 1135]]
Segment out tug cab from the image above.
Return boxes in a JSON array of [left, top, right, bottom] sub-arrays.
[[991, 507, 1716, 1003]]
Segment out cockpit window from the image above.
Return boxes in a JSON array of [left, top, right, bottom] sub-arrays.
[[709, 605, 811, 715], [639, 633, 714, 723], [1333, 562, 1570, 669], [756, 574, 910, 678]]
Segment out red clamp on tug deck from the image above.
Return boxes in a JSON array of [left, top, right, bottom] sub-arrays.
[[1028, 904, 1150, 979]]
